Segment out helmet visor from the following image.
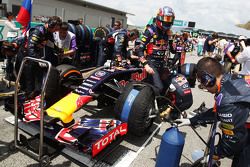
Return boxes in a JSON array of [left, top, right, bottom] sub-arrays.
[[162, 21, 173, 28], [159, 16, 174, 23]]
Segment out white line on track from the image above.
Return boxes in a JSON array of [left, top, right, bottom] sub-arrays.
[[114, 122, 162, 167]]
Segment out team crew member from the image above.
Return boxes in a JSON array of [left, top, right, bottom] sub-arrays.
[[176, 57, 250, 167], [54, 22, 77, 64], [113, 29, 139, 64], [112, 20, 122, 31], [16, 16, 62, 98], [97, 28, 139, 66], [137, 6, 176, 94]]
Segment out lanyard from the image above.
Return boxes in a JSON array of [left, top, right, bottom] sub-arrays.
[[213, 82, 221, 113]]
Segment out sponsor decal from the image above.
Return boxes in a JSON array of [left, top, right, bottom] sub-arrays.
[[218, 113, 232, 118], [76, 96, 92, 108], [82, 82, 93, 87], [95, 71, 106, 78], [55, 124, 78, 144], [131, 69, 147, 81], [182, 83, 189, 89], [90, 75, 101, 80], [75, 89, 85, 95], [23, 95, 42, 122], [92, 123, 127, 157], [220, 118, 233, 123], [221, 127, 234, 136], [78, 86, 89, 91], [89, 89, 94, 94], [127, 93, 136, 106], [118, 70, 147, 86], [119, 80, 129, 87], [220, 123, 234, 130], [142, 37, 147, 42], [86, 79, 97, 84], [175, 76, 188, 87], [31, 36, 39, 42], [183, 89, 191, 94]]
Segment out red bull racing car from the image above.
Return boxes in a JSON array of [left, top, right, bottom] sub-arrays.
[[6, 57, 196, 166]]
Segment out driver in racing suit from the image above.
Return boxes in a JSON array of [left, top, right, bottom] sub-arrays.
[[137, 6, 176, 95], [16, 16, 62, 98], [176, 57, 250, 167]]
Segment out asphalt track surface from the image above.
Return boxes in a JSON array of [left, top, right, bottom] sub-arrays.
[[0, 53, 232, 167]]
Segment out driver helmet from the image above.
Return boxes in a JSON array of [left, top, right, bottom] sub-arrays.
[[155, 6, 175, 31]]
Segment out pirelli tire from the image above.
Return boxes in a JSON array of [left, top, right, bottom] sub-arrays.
[[56, 64, 83, 96], [56, 64, 82, 80], [115, 82, 155, 136]]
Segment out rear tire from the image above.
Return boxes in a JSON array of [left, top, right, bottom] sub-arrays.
[[44, 64, 82, 107], [56, 64, 83, 96], [115, 82, 155, 136]]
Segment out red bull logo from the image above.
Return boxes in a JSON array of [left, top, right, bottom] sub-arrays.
[[118, 69, 147, 86], [131, 69, 147, 81]]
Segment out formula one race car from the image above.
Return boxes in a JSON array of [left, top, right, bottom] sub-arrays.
[[5, 56, 196, 165]]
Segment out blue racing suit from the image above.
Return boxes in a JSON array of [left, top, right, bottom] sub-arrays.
[[16, 25, 52, 98], [97, 29, 128, 66], [190, 74, 250, 167], [138, 24, 175, 94]]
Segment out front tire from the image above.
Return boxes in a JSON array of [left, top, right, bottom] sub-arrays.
[[115, 82, 155, 136]]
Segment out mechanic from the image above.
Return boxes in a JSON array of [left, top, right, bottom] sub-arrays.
[[15, 16, 62, 99], [96, 21, 123, 66], [137, 6, 176, 94], [112, 20, 122, 31], [113, 28, 140, 64], [97, 28, 139, 66], [126, 29, 141, 67], [53, 21, 77, 64], [176, 57, 250, 167]]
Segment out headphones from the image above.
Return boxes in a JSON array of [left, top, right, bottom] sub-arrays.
[[199, 71, 216, 88]]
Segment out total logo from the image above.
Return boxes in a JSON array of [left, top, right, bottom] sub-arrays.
[[92, 123, 127, 157]]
